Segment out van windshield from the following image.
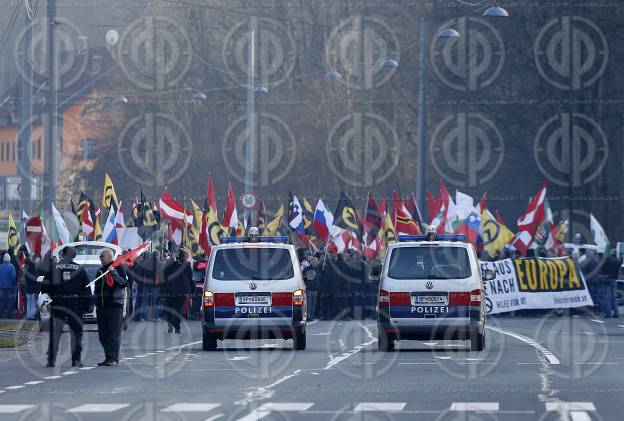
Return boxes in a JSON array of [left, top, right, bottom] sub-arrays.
[[387, 246, 472, 280], [212, 248, 295, 281]]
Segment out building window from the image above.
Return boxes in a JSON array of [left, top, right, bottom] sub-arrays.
[[1, 142, 4, 162], [12, 142, 15, 161], [80, 138, 97, 159]]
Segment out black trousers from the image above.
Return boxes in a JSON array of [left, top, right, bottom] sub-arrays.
[[97, 307, 123, 362], [48, 306, 83, 364], [166, 297, 185, 331]]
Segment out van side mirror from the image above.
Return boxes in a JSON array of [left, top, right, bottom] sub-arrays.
[[483, 269, 495, 281], [369, 266, 381, 281]]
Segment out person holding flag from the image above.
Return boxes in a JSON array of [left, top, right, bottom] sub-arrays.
[[94, 248, 128, 366]]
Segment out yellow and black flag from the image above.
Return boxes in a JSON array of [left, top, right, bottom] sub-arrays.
[[302, 198, 316, 237], [141, 190, 157, 228], [6, 213, 18, 251], [102, 173, 119, 211], [183, 210, 201, 257], [333, 192, 363, 238], [265, 205, 284, 236], [207, 208, 224, 245]]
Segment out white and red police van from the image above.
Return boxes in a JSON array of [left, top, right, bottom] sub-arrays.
[[375, 234, 493, 351], [202, 234, 307, 351]]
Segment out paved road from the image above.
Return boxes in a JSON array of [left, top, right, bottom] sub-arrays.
[[0, 313, 622, 421]]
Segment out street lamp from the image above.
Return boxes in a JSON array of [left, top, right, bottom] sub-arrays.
[[325, 70, 343, 80]]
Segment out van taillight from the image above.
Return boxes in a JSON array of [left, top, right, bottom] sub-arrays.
[[293, 289, 304, 306], [203, 290, 214, 307], [378, 290, 390, 306], [470, 289, 482, 306]]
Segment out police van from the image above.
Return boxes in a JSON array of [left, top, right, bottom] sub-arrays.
[[202, 231, 306, 351], [374, 233, 493, 351]]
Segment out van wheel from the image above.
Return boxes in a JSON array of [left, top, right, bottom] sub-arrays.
[[293, 330, 306, 350], [470, 330, 485, 351], [378, 332, 394, 351], [202, 330, 217, 351]]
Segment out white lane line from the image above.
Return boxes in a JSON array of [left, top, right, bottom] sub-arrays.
[[545, 402, 596, 411], [236, 410, 271, 421], [205, 414, 224, 421], [354, 403, 406, 412], [162, 403, 221, 412], [325, 324, 376, 370], [617, 325, 624, 328], [310, 332, 330, 336], [228, 357, 249, 361], [487, 326, 560, 364], [5, 385, 25, 390], [590, 319, 606, 324], [79, 366, 96, 370], [569, 412, 592, 421], [67, 404, 130, 413], [61, 371, 79, 375], [173, 340, 201, 350], [24, 381, 44, 385], [450, 402, 500, 411], [0, 405, 36, 413], [44, 376, 62, 380], [258, 403, 314, 411]]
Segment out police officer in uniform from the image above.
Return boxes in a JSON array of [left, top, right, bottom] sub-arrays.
[[40, 247, 91, 368], [94, 248, 127, 366]]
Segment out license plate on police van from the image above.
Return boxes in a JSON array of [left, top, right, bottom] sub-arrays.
[[411, 292, 448, 306], [235, 293, 271, 306]]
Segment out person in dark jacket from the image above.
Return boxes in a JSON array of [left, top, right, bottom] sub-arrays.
[[39, 246, 91, 367], [94, 248, 127, 366], [0, 253, 17, 318], [19, 247, 40, 320], [162, 249, 193, 333], [302, 257, 320, 320], [320, 254, 337, 320]]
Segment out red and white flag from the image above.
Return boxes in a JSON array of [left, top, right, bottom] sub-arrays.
[[114, 201, 125, 228], [112, 242, 151, 269], [222, 183, 238, 229], [511, 183, 548, 255], [392, 192, 420, 235], [159, 189, 193, 228], [25, 216, 50, 258]]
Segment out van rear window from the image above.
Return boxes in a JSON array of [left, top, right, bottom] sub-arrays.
[[212, 248, 294, 281], [387, 246, 472, 280]]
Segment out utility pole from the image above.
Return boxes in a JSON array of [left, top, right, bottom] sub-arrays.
[[243, 17, 256, 224], [42, 0, 59, 215], [415, 16, 428, 213], [19, 1, 33, 242]]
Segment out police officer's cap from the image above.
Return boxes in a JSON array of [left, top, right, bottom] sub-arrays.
[[63, 246, 77, 259]]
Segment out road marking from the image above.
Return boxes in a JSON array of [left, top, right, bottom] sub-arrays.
[[434, 356, 452, 360], [205, 414, 224, 421], [68, 404, 131, 413], [450, 402, 499, 411], [258, 403, 314, 411], [487, 326, 560, 364], [0, 405, 35, 413], [44, 376, 62, 380], [5, 385, 25, 390], [228, 357, 249, 361], [354, 403, 406, 412], [162, 403, 221, 412], [80, 367, 96, 370], [236, 410, 271, 421], [61, 371, 79, 375], [618, 325, 624, 328], [545, 402, 596, 411], [590, 319, 606, 324], [24, 381, 44, 385], [310, 332, 330, 336], [325, 324, 376, 370]]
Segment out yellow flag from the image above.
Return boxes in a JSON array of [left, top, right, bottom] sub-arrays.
[[6, 213, 18, 251], [382, 212, 396, 255], [207, 208, 223, 245], [102, 173, 119, 210], [183, 209, 201, 257], [94, 213, 102, 241], [481, 209, 514, 257], [265, 205, 284, 236], [191, 200, 203, 231]]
